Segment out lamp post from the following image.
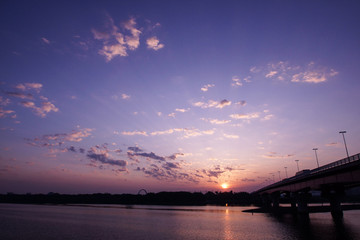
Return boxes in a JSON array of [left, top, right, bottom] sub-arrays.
[[284, 167, 288, 178], [339, 131, 350, 160], [295, 160, 300, 172], [313, 148, 320, 168], [278, 171, 281, 180]]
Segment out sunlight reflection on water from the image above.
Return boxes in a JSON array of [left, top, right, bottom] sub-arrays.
[[0, 204, 359, 240]]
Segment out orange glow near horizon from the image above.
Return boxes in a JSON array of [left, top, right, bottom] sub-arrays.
[[221, 183, 229, 189]]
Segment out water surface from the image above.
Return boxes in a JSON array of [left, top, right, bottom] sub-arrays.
[[1, 204, 359, 240]]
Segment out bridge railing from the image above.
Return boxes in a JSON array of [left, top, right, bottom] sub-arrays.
[[310, 153, 360, 175]]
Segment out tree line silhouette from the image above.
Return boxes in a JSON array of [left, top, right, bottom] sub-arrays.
[[0, 191, 257, 206]]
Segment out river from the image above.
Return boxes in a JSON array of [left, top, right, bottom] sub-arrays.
[[0, 204, 359, 240]]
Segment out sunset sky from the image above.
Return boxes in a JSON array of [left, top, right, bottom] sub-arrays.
[[1, 1, 360, 194]]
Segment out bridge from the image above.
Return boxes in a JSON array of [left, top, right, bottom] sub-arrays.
[[253, 153, 360, 218]]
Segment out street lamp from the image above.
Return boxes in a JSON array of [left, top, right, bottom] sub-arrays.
[[313, 148, 320, 168], [284, 167, 288, 178], [339, 131, 350, 160], [278, 171, 281, 180], [295, 160, 300, 172]]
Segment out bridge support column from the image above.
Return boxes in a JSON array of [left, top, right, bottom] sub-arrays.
[[322, 186, 345, 219], [261, 194, 272, 210], [270, 192, 280, 212], [296, 191, 311, 215], [290, 193, 297, 213]]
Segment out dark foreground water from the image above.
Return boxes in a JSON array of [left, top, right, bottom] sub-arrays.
[[1, 204, 359, 240]]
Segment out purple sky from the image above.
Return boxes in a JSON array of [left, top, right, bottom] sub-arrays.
[[1, 1, 360, 194]]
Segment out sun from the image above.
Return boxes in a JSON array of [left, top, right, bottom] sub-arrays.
[[221, 183, 229, 189]]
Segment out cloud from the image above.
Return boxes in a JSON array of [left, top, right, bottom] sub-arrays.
[[229, 112, 260, 120], [128, 146, 143, 153], [146, 36, 164, 50], [262, 152, 295, 159], [15, 83, 42, 92], [0, 107, 15, 118], [235, 100, 247, 106], [265, 71, 278, 78], [27, 128, 93, 148], [223, 133, 239, 139], [175, 108, 190, 113], [242, 178, 256, 182], [263, 61, 338, 83], [87, 151, 127, 167], [92, 16, 142, 61], [231, 76, 242, 87], [201, 118, 231, 125], [6, 92, 34, 100], [20, 100, 59, 118], [162, 162, 180, 170], [41, 37, 50, 44], [123, 18, 141, 50], [133, 152, 166, 161], [193, 99, 231, 109], [121, 93, 130, 100], [202, 169, 225, 178], [122, 130, 148, 136], [0, 96, 11, 106], [201, 84, 215, 92]]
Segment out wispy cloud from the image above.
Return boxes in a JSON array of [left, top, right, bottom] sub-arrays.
[[20, 100, 59, 118], [93, 15, 164, 61], [0, 107, 15, 118], [92, 16, 141, 61], [146, 36, 164, 51], [223, 133, 239, 139], [201, 84, 215, 92], [41, 37, 50, 44], [229, 112, 260, 120], [264, 61, 338, 83], [175, 108, 190, 113], [262, 152, 295, 159], [121, 130, 148, 136], [201, 118, 231, 125], [15, 83, 42, 92], [26, 128, 93, 148], [6, 92, 34, 100], [193, 99, 231, 109]]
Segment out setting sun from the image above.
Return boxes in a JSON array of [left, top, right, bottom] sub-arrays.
[[221, 183, 229, 189]]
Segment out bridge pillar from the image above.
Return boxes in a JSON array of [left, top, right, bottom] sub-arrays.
[[296, 191, 311, 214], [261, 194, 272, 210], [270, 192, 280, 211], [322, 186, 345, 219], [290, 192, 297, 213]]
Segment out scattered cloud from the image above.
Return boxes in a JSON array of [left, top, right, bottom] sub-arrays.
[[201, 118, 231, 125], [122, 130, 148, 136], [121, 93, 130, 100], [92, 16, 141, 61], [0, 108, 15, 118], [223, 133, 239, 139], [26, 128, 93, 148], [20, 100, 59, 118], [175, 108, 190, 113], [6, 92, 34, 100], [201, 84, 215, 92], [41, 37, 50, 44], [15, 83, 43, 92], [262, 152, 295, 159], [263, 61, 338, 84], [235, 100, 247, 106], [146, 36, 164, 51], [229, 112, 260, 120], [193, 99, 231, 109]]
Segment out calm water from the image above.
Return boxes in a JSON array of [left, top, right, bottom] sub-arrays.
[[1, 204, 360, 240]]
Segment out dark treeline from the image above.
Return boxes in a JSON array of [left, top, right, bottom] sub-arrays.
[[0, 191, 258, 206]]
